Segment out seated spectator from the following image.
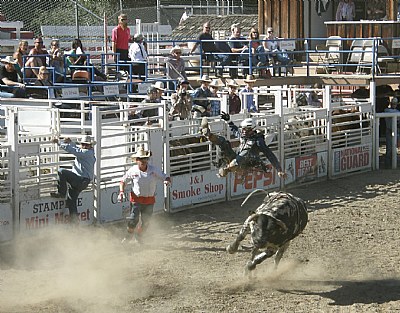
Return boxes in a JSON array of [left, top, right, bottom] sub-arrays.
[[25, 49, 44, 79], [242, 26, 268, 72], [128, 33, 148, 79], [0, 56, 26, 98], [13, 40, 28, 70], [169, 78, 192, 120], [66, 38, 106, 81], [31, 66, 54, 99], [209, 78, 224, 117], [263, 27, 291, 68], [48, 39, 64, 82], [226, 79, 241, 115], [228, 24, 247, 78], [239, 74, 258, 113], [166, 46, 187, 82], [189, 22, 231, 78], [192, 74, 212, 118], [152, 81, 166, 101], [28, 37, 48, 66]]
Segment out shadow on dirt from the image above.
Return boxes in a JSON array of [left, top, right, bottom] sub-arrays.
[[278, 278, 400, 305]]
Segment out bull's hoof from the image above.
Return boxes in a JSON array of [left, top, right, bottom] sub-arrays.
[[226, 243, 238, 254], [246, 261, 256, 273]]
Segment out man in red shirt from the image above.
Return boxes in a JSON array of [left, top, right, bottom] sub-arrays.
[[112, 14, 131, 64]]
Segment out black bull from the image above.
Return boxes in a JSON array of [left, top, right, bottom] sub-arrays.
[[226, 190, 308, 273]]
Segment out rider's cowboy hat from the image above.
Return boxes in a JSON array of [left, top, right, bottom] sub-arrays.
[[131, 147, 152, 159], [79, 135, 96, 146], [177, 77, 190, 86], [198, 74, 211, 83], [0, 56, 17, 65]]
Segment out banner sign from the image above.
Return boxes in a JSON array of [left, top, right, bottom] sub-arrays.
[[230, 164, 279, 196], [285, 152, 328, 185], [19, 192, 94, 232], [332, 144, 372, 175], [169, 170, 226, 211]]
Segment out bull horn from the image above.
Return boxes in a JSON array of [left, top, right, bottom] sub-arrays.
[[241, 189, 268, 207]]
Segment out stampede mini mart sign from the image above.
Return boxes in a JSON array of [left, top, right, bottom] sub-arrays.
[[332, 144, 372, 176], [19, 192, 94, 232]]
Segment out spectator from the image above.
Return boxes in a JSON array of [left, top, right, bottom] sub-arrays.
[[209, 78, 224, 117], [242, 26, 268, 72], [51, 135, 96, 224], [192, 74, 212, 118], [227, 79, 241, 115], [118, 147, 171, 244], [66, 38, 106, 80], [189, 22, 231, 78], [263, 27, 291, 68], [129, 33, 148, 79], [13, 40, 28, 70], [0, 56, 26, 98], [240, 74, 258, 113], [47, 39, 64, 82], [169, 78, 192, 120], [367, 0, 386, 20], [112, 14, 131, 63], [25, 48, 44, 79], [336, 0, 356, 21], [384, 97, 400, 167], [31, 66, 54, 99], [166, 46, 187, 81], [133, 83, 164, 119], [28, 37, 48, 67], [228, 24, 247, 78]]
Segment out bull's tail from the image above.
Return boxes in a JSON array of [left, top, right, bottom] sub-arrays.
[[241, 189, 268, 207]]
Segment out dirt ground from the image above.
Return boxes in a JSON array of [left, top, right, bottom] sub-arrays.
[[1, 169, 400, 313]]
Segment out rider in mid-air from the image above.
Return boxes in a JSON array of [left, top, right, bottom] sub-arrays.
[[201, 112, 286, 178]]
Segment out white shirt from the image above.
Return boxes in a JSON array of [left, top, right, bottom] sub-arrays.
[[129, 42, 148, 62], [121, 164, 167, 197]]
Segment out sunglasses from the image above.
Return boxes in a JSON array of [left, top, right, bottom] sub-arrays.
[[35, 41, 43, 44], [137, 157, 149, 161], [268, 31, 273, 33]]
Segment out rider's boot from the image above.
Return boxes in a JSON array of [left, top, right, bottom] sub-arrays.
[[201, 117, 210, 136]]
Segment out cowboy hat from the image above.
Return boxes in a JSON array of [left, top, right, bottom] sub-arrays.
[[131, 147, 152, 159], [226, 79, 239, 88], [198, 74, 211, 83], [177, 77, 190, 86], [0, 56, 17, 65], [152, 81, 166, 91], [209, 78, 225, 88], [79, 135, 96, 146], [244, 74, 256, 83], [134, 33, 144, 42], [170, 45, 182, 54]]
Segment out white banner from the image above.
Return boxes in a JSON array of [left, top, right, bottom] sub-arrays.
[[169, 170, 226, 211], [230, 164, 280, 197], [19, 192, 94, 232], [332, 144, 372, 176]]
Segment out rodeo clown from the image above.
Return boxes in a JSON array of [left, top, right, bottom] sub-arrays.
[[201, 112, 286, 178], [118, 147, 171, 244]]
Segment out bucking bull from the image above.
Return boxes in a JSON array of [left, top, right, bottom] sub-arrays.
[[226, 190, 308, 274]]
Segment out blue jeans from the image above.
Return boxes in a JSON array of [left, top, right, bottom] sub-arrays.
[[127, 202, 154, 232], [57, 168, 90, 215], [0, 91, 14, 98], [274, 50, 291, 65], [241, 46, 268, 66]]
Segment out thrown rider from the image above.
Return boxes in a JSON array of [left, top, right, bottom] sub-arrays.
[[201, 112, 286, 178]]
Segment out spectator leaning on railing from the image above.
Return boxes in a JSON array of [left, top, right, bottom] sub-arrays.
[[189, 21, 231, 78]]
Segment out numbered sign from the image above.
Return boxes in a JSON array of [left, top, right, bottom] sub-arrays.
[[103, 84, 120, 96], [62, 87, 80, 99]]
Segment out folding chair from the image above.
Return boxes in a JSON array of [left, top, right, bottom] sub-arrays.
[[325, 36, 342, 72], [377, 45, 394, 74], [346, 39, 364, 72]]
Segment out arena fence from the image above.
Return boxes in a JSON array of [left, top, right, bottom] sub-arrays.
[[0, 84, 379, 242]]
